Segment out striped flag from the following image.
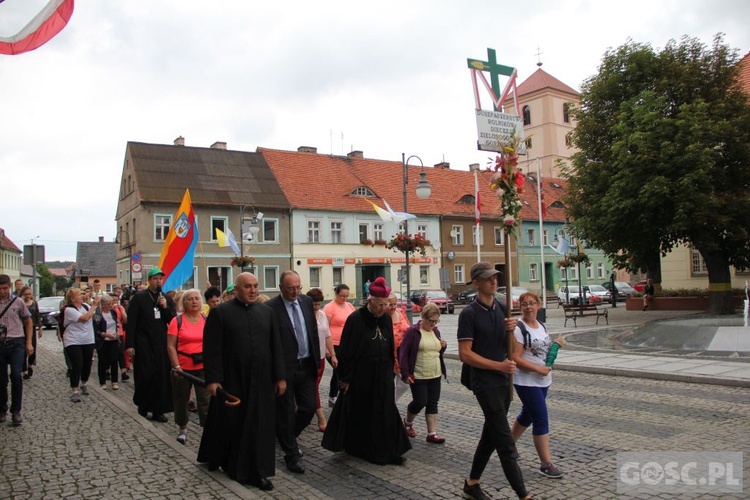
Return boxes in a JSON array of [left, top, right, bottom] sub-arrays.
[[0, 0, 74, 55], [157, 189, 199, 292], [540, 178, 547, 218], [474, 172, 481, 224], [215, 227, 241, 254]]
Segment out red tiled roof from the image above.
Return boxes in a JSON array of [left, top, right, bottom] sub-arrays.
[[258, 148, 568, 223], [515, 68, 579, 97], [0, 228, 21, 253]]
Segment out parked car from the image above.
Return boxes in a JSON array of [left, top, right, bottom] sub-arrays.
[[392, 291, 410, 309], [601, 281, 636, 301], [633, 279, 648, 293], [585, 284, 611, 303], [557, 286, 602, 305], [410, 289, 455, 314], [457, 286, 477, 303], [496, 286, 529, 308], [38, 296, 63, 329]]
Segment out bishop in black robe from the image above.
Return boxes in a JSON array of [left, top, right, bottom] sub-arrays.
[[198, 273, 286, 488], [322, 291, 411, 465]]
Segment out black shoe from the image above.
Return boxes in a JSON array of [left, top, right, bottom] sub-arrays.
[[462, 480, 490, 500], [0, 412, 6, 423], [11, 411, 22, 425], [389, 456, 406, 466], [286, 461, 305, 474], [121, 372, 130, 381], [151, 413, 168, 423], [138, 407, 148, 418], [23, 367, 33, 380], [250, 477, 274, 491]]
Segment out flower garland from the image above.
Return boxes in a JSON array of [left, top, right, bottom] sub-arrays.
[[386, 233, 430, 258], [488, 133, 525, 235], [231, 255, 255, 268]]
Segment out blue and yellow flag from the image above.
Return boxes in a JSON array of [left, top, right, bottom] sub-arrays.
[[157, 189, 198, 292]]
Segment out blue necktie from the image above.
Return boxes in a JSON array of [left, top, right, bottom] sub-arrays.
[[292, 301, 309, 359]]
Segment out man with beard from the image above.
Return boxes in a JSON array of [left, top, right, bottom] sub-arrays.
[[125, 267, 175, 422], [198, 272, 286, 491]]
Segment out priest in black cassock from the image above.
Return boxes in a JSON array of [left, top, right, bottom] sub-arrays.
[[198, 273, 286, 491], [322, 277, 411, 465], [125, 267, 175, 422]]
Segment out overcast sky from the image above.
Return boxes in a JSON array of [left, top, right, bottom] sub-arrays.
[[2, 0, 749, 261]]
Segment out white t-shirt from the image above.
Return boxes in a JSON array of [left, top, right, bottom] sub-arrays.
[[513, 319, 552, 388], [63, 305, 95, 347]]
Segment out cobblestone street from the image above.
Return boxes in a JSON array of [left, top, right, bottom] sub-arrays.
[[1, 325, 748, 499]]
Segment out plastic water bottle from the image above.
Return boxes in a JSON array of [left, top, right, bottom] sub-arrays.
[[545, 342, 560, 367]]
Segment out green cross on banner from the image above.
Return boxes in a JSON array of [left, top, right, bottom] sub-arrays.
[[467, 48, 515, 111]]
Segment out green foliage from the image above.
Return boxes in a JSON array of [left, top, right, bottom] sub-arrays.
[[35, 264, 54, 297], [564, 35, 750, 284]]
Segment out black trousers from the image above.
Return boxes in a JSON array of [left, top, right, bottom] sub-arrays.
[[97, 341, 120, 385], [276, 359, 317, 462], [469, 386, 528, 498], [65, 344, 94, 389]]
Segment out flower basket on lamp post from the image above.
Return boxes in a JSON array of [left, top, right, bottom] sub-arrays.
[[386, 233, 430, 258], [231, 255, 255, 272]]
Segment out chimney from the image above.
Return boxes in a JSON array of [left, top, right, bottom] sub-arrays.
[[98, 236, 104, 243], [297, 146, 318, 154], [210, 141, 227, 150], [434, 162, 450, 170], [174, 136, 185, 146], [347, 150, 363, 159]]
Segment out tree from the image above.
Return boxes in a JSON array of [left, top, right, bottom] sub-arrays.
[[36, 264, 54, 297], [564, 35, 750, 314]]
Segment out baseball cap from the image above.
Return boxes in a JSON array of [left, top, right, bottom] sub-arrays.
[[148, 267, 165, 279], [468, 262, 502, 284]]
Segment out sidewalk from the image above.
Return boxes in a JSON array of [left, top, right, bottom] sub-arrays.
[[442, 302, 750, 388]]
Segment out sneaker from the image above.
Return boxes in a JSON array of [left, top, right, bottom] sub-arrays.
[[426, 433, 445, 444], [328, 397, 336, 408], [80, 385, 89, 396], [176, 432, 187, 445], [404, 419, 416, 438], [101, 384, 108, 390], [11, 411, 22, 425], [187, 400, 197, 412], [539, 462, 563, 478], [462, 480, 490, 500], [112, 383, 119, 391], [70, 393, 82, 403]]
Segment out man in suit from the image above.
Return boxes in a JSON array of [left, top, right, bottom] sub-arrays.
[[268, 270, 320, 474]]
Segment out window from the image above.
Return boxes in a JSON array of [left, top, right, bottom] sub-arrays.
[[563, 103, 570, 123], [523, 105, 531, 125], [568, 266, 578, 281], [419, 266, 429, 285], [494, 227, 504, 246], [529, 263, 538, 281], [358, 223, 369, 243], [454, 264, 464, 284], [452, 225, 463, 245], [527, 229, 535, 246], [542, 229, 549, 246], [597, 263, 605, 279], [330, 222, 343, 244], [263, 266, 279, 290], [565, 132, 572, 147], [332, 267, 343, 287], [351, 186, 375, 197], [459, 194, 475, 205], [586, 263, 593, 279], [262, 219, 278, 243], [210, 217, 227, 241], [525, 137, 532, 150], [155, 215, 172, 241], [417, 223, 427, 238], [182, 267, 198, 289], [691, 249, 708, 275], [309, 267, 321, 288], [307, 221, 320, 243], [373, 223, 383, 242], [473, 226, 484, 246], [208, 266, 231, 291]]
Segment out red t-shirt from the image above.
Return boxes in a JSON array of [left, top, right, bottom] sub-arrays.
[[167, 314, 206, 371]]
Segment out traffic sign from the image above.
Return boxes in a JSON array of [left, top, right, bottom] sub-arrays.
[[131, 252, 142, 263], [132, 262, 142, 273]]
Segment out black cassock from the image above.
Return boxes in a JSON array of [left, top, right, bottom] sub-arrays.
[[322, 306, 411, 464], [198, 299, 285, 483], [125, 289, 175, 415]]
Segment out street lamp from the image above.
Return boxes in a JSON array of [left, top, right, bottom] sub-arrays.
[[115, 229, 133, 285], [240, 206, 261, 272], [563, 217, 585, 305], [402, 153, 432, 323]]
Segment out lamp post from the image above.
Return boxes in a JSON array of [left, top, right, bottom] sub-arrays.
[[563, 217, 584, 305], [402, 153, 432, 323], [115, 229, 133, 286], [240, 206, 261, 272]]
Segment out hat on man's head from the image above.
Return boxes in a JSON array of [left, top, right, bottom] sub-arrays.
[[148, 267, 165, 279], [469, 261, 502, 284], [368, 277, 391, 298], [225, 284, 235, 293]]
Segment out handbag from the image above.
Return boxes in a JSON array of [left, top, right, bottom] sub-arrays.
[[178, 350, 203, 364]]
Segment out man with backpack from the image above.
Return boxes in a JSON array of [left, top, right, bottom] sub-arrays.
[[456, 262, 531, 500], [0, 274, 33, 425]]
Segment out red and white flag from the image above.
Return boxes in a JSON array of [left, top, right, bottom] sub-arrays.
[[540, 178, 547, 218], [474, 172, 481, 224], [0, 0, 74, 56]]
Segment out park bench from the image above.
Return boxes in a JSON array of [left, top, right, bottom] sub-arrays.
[[562, 303, 608, 327]]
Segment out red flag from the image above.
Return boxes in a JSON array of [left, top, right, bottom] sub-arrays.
[[474, 172, 481, 224], [540, 178, 547, 218], [0, 0, 74, 55]]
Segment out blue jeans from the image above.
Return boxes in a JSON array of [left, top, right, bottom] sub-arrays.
[[0, 338, 27, 413]]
